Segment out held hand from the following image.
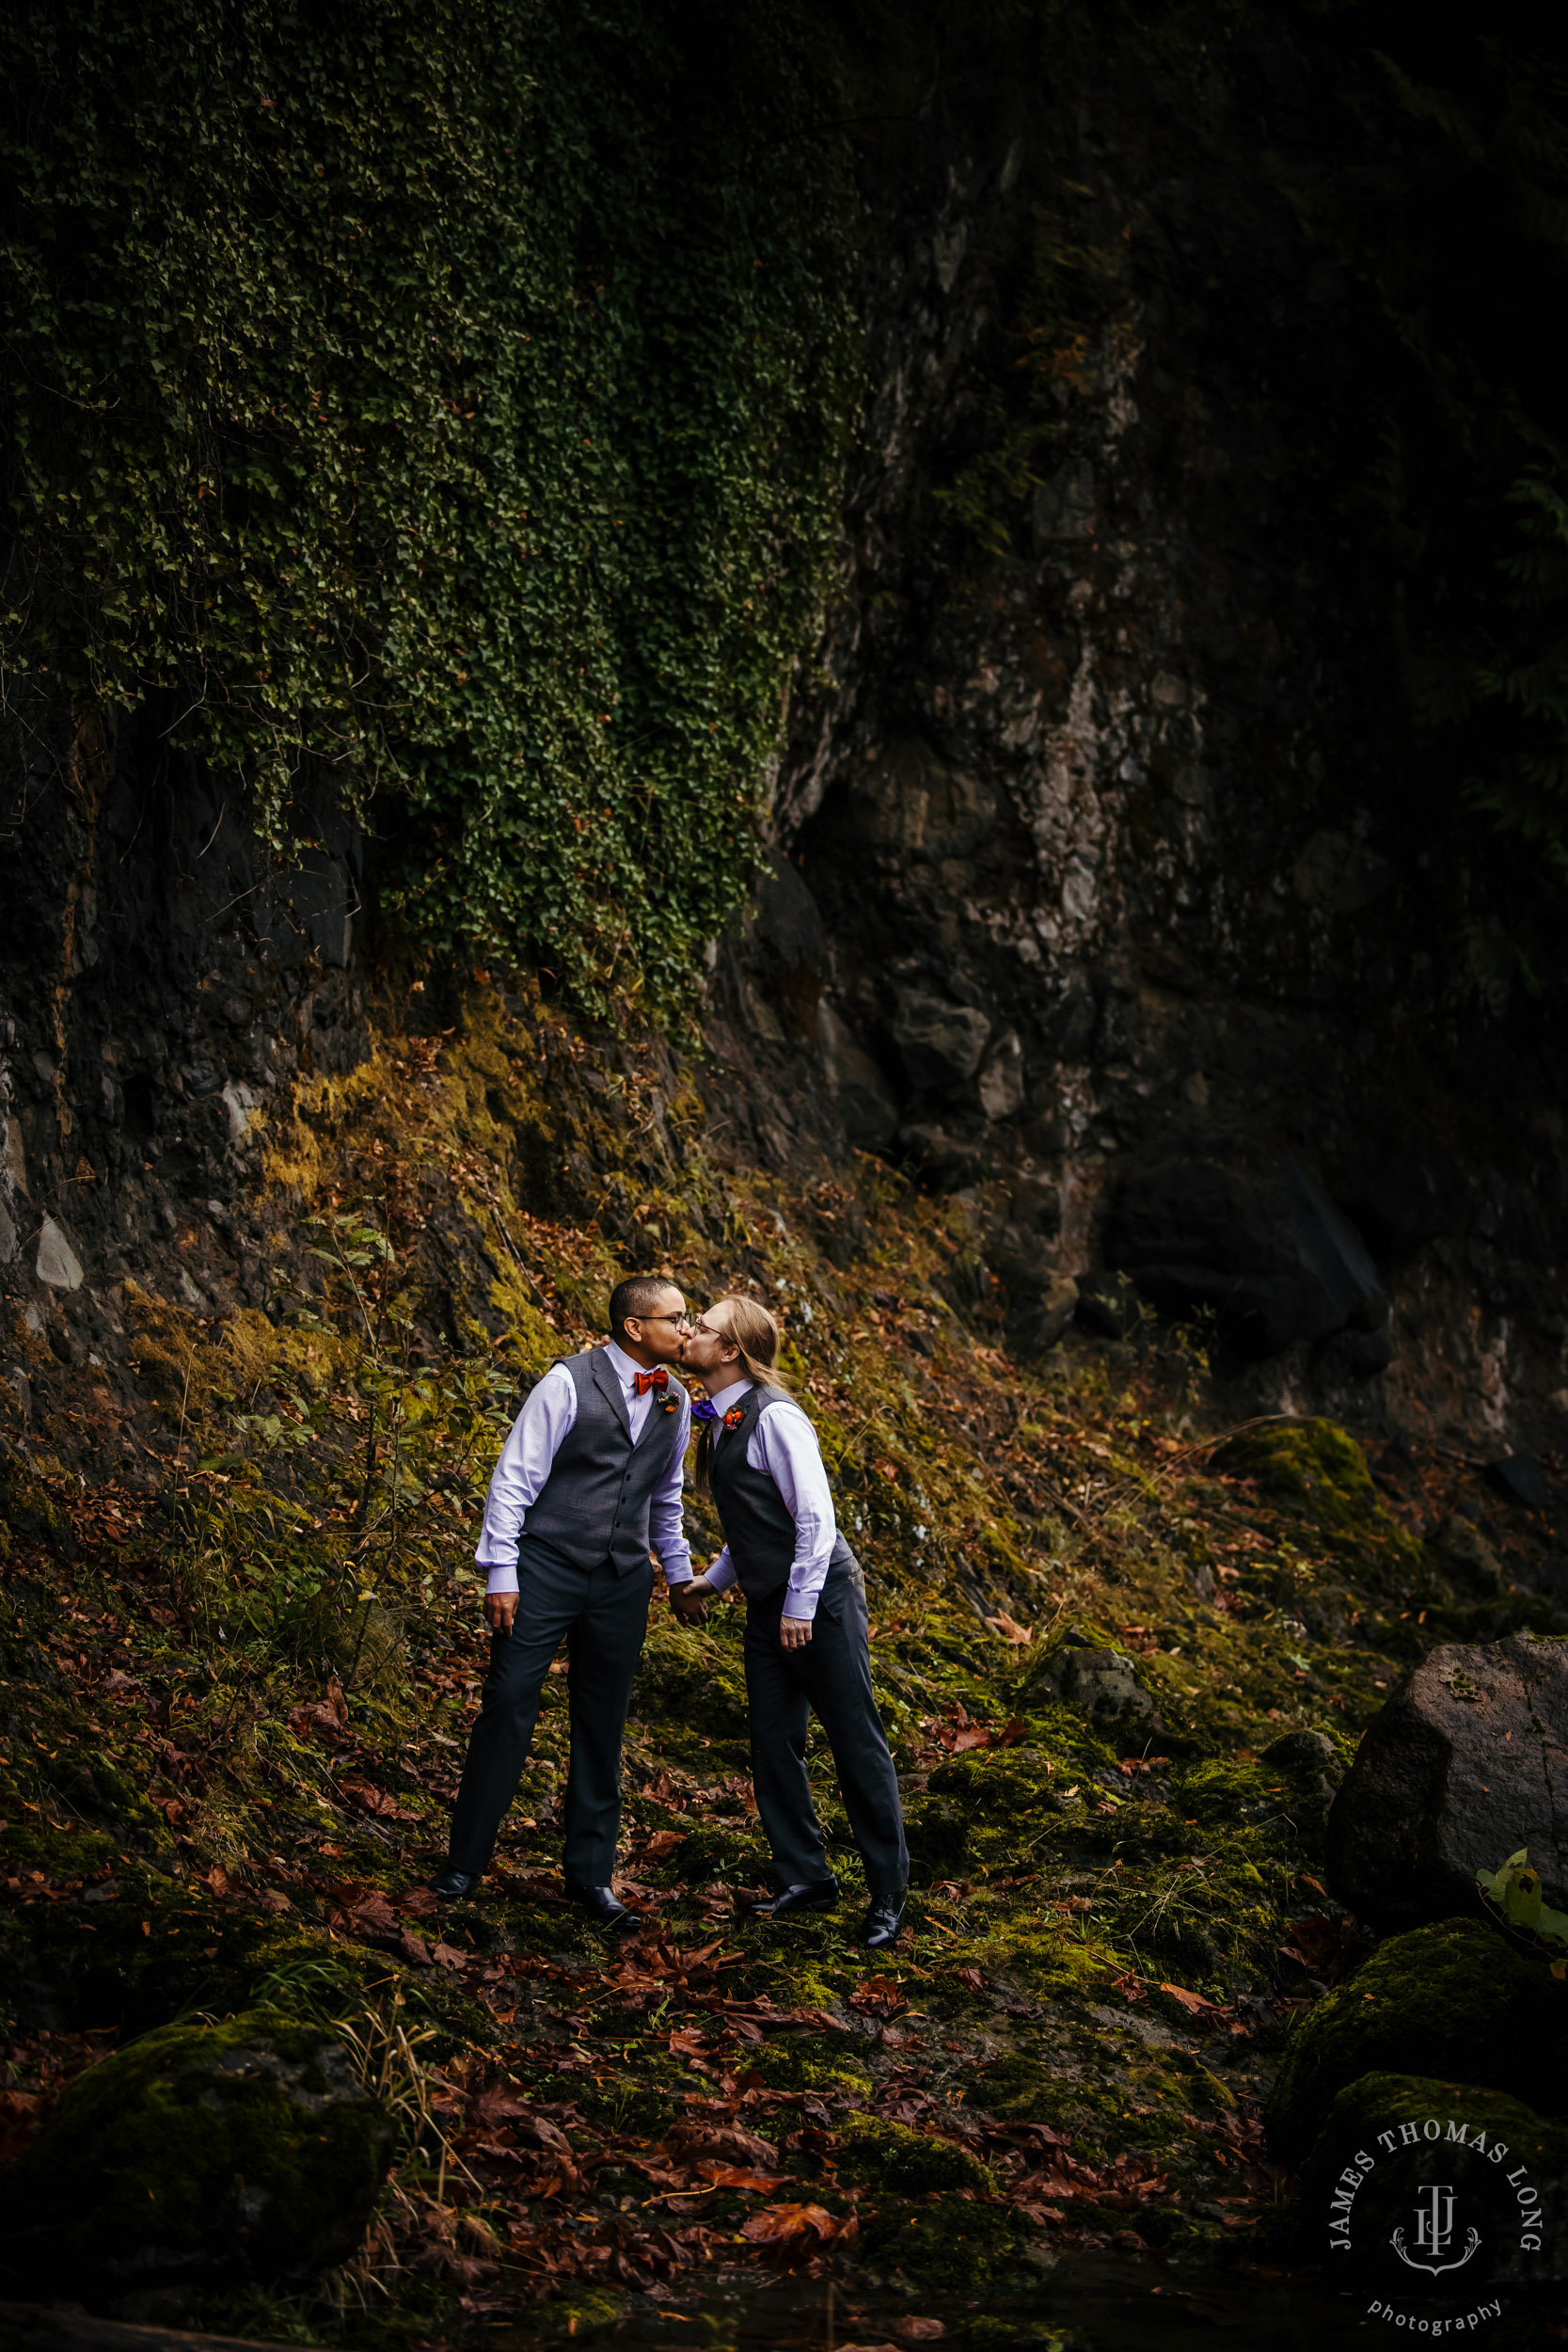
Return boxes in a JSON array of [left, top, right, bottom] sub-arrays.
[[672, 1577, 713, 1626], [779, 1613, 813, 1650], [484, 1590, 519, 1637]]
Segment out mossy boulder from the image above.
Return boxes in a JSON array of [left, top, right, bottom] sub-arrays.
[[1266, 1919, 1568, 2168], [1210, 1418, 1419, 1575], [1, 1875, 486, 2049], [0, 1442, 78, 1561], [3, 2007, 393, 2308], [1295, 2072, 1568, 2288], [926, 1741, 1085, 1827]]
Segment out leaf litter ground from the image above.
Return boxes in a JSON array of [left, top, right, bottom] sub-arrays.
[[3, 980, 1565, 2351]]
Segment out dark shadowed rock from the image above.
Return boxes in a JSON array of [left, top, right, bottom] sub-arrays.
[[888, 990, 991, 1093], [1006, 1271, 1079, 1359], [1324, 1634, 1568, 1931], [3, 2008, 392, 2310], [1266, 1918, 1568, 2169], [1489, 1452, 1550, 1512], [1344, 1143, 1466, 1260], [1434, 1512, 1504, 1593], [898, 1122, 985, 1190], [1075, 1269, 1142, 1339], [1105, 1154, 1383, 1360], [817, 1002, 899, 1149]]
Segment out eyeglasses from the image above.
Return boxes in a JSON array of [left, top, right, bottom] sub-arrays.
[[638, 1310, 691, 1331]]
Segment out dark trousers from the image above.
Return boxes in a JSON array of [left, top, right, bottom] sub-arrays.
[[448, 1539, 653, 1883], [743, 1554, 908, 1899]]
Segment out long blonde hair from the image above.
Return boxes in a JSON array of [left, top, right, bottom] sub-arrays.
[[693, 1295, 790, 1497]]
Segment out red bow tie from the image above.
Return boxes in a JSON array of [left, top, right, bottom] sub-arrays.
[[634, 1366, 669, 1395]]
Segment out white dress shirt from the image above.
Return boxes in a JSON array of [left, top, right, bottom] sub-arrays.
[[478, 1341, 692, 1594], [700, 1379, 838, 1623]]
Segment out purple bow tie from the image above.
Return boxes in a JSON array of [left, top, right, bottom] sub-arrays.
[[690, 1396, 721, 1424]]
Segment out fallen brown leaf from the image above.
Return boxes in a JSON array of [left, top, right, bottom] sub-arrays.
[[693, 2160, 791, 2192], [739, 2201, 842, 2245]]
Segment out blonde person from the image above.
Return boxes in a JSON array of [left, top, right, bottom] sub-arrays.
[[671, 1296, 908, 1948]]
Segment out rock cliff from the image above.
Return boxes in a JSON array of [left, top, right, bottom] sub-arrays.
[[5, 6, 1568, 1470], [716, 11, 1568, 1455]]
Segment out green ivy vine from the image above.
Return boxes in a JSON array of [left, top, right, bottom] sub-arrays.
[[0, 0, 857, 1016]]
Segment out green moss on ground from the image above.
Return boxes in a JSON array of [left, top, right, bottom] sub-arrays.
[[835, 2115, 995, 2195], [856, 2190, 1038, 2291]]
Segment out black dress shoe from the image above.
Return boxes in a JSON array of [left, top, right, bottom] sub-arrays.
[[751, 1880, 841, 1918], [430, 1864, 482, 1900], [563, 1879, 638, 1929], [863, 1894, 906, 1949]]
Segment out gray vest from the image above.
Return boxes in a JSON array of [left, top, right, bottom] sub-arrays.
[[707, 1384, 854, 1600], [522, 1350, 686, 1576]]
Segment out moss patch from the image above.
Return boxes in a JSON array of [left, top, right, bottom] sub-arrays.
[[853, 2190, 1037, 2291], [835, 2115, 995, 2195], [1266, 1918, 1568, 2167]]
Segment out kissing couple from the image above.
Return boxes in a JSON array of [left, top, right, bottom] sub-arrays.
[[429, 1277, 908, 1948]]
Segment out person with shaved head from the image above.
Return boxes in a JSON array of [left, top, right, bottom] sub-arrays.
[[432, 1275, 692, 1926]]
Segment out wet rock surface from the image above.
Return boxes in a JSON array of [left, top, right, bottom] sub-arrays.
[[1325, 1634, 1568, 1931]]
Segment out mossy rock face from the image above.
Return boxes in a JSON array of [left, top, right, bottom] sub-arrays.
[[854, 2188, 1030, 2289], [629, 1614, 749, 1738], [835, 2115, 994, 2195], [1173, 1755, 1303, 1827], [1296, 2072, 1568, 2289], [1210, 1418, 1419, 1572], [1266, 1919, 1568, 2168], [3, 2007, 393, 2304]]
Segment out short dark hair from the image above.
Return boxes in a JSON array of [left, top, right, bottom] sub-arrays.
[[609, 1273, 676, 1342]]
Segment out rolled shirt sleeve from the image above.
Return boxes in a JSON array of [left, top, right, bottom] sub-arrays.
[[756, 1398, 837, 1623], [476, 1364, 577, 1594]]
